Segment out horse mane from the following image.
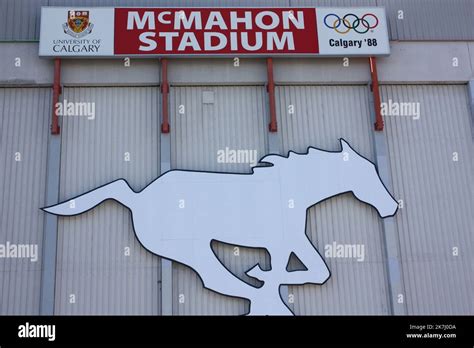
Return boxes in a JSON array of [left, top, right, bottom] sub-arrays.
[[255, 147, 320, 170], [253, 139, 355, 172]]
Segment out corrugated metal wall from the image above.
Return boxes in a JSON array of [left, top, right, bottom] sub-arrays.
[[382, 84, 474, 314], [55, 87, 161, 314], [0, 88, 50, 314], [1, 0, 473, 41], [1, 78, 473, 317], [170, 86, 269, 315], [378, 0, 474, 41], [276, 85, 390, 314], [0, 0, 47, 41]]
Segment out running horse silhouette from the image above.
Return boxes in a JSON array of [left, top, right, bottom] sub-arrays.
[[43, 139, 398, 315]]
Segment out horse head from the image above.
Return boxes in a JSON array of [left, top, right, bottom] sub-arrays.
[[338, 139, 398, 218], [258, 139, 398, 219]]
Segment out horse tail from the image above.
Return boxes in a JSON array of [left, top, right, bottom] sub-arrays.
[[42, 179, 136, 216]]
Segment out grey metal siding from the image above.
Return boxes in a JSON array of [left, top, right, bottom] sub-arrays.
[[0, 87, 50, 314], [170, 86, 269, 315], [55, 87, 161, 314], [0, 0, 47, 41], [276, 85, 390, 314], [381, 84, 474, 314], [378, 0, 474, 41], [1, 0, 473, 41]]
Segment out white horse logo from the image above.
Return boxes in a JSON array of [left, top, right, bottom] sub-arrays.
[[43, 139, 398, 315]]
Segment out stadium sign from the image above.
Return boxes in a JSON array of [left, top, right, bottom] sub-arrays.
[[39, 7, 390, 57]]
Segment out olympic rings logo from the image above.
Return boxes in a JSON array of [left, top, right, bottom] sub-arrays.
[[323, 13, 379, 34]]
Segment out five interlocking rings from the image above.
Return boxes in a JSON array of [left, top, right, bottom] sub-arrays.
[[323, 13, 379, 34]]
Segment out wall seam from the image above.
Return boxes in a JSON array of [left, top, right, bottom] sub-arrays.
[[367, 83, 407, 315], [39, 133, 61, 314]]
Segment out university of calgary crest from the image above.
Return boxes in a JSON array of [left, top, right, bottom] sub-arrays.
[[62, 10, 93, 38]]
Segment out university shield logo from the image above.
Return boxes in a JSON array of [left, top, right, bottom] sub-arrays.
[[62, 10, 93, 38]]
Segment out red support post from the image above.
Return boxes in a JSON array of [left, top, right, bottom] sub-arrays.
[[266, 58, 277, 132], [51, 58, 61, 135], [161, 58, 170, 133], [369, 57, 384, 131]]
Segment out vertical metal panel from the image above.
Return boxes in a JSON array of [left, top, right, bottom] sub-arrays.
[[276, 85, 390, 314], [0, 0, 47, 41], [378, 0, 474, 41], [55, 87, 161, 314], [0, 88, 50, 314], [170, 86, 269, 315], [469, 81, 474, 140], [40, 134, 61, 315], [381, 84, 474, 314]]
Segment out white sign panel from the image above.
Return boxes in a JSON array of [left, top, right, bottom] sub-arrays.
[[39, 7, 114, 57], [316, 7, 390, 56]]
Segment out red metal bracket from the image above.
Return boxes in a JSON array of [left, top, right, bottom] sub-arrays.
[[369, 57, 384, 131], [51, 58, 61, 135], [266, 58, 278, 132], [161, 58, 170, 133]]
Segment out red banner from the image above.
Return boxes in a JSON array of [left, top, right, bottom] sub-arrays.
[[114, 8, 319, 55]]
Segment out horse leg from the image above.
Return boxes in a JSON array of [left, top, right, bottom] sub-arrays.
[[246, 281, 294, 315], [193, 248, 259, 307], [280, 239, 330, 285], [194, 246, 295, 315], [244, 246, 295, 316]]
